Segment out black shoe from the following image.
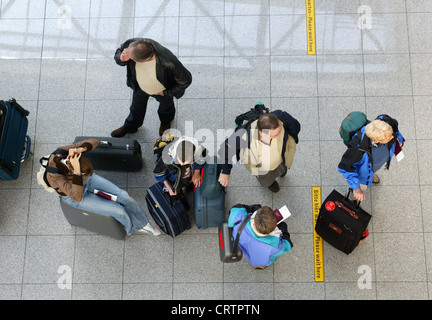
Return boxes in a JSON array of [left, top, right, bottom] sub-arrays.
[[268, 181, 280, 193], [111, 126, 137, 138], [159, 123, 171, 136]]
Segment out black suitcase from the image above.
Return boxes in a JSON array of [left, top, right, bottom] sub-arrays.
[[145, 182, 191, 237], [315, 189, 371, 255], [0, 98, 31, 181], [218, 215, 251, 263], [74, 136, 142, 171]]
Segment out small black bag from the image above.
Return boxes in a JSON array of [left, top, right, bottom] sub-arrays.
[[315, 189, 371, 255]]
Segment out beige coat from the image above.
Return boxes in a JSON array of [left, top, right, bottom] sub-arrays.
[[239, 120, 296, 176]]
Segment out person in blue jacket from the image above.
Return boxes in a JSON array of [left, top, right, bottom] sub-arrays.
[[338, 114, 404, 202], [228, 204, 293, 269]]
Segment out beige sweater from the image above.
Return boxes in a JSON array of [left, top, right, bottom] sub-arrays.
[[240, 120, 296, 176], [135, 58, 166, 95]]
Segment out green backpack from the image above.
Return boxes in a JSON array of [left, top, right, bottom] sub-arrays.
[[339, 111, 368, 146]]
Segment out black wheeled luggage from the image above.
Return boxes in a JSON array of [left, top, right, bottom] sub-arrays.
[[0, 98, 31, 181], [74, 136, 142, 171], [145, 182, 190, 237], [218, 215, 250, 263], [315, 189, 371, 255]]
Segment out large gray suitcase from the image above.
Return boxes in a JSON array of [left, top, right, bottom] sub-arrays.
[[59, 197, 126, 240]]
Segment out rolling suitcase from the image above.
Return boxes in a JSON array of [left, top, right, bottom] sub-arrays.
[[59, 197, 126, 240], [0, 98, 31, 181], [315, 189, 371, 255], [218, 215, 251, 263], [193, 157, 225, 229], [145, 182, 190, 238], [198, 156, 224, 199], [74, 136, 143, 171], [194, 185, 225, 228]]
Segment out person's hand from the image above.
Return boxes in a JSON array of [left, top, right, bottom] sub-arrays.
[[120, 48, 132, 62], [218, 173, 230, 187], [68, 147, 86, 159], [168, 188, 177, 196], [353, 188, 365, 201], [192, 170, 201, 187], [69, 153, 82, 175]]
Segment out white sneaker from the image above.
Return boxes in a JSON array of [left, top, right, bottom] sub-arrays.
[[136, 223, 161, 236]]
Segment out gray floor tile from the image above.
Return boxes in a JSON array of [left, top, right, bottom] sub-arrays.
[[364, 54, 412, 96], [73, 235, 124, 284], [411, 53, 432, 95], [271, 55, 318, 98], [374, 233, 427, 282], [223, 282, 274, 300], [123, 235, 174, 283], [362, 13, 409, 54], [134, 17, 179, 54], [377, 282, 429, 300], [42, 18, 90, 59], [0, 236, 26, 284], [23, 235, 75, 284], [87, 18, 134, 59], [315, 14, 362, 54], [0, 18, 44, 59], [317, 55, 365, 97], [38, 59, 87, 100], [45, 0, 91, 19], [72, 283, 122, 300], [173, 234, 222, 283]]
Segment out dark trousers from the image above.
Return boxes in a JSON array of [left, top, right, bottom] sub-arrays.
[[124, 88, 175, 130]]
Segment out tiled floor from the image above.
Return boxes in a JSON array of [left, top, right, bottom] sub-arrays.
[[0, 0, 431, 300]]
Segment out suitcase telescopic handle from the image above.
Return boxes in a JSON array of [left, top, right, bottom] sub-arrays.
[[345, 188, 361, 208], [99, 140, 112, 148]]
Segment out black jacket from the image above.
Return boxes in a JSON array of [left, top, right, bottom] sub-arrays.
[[114, 38, 192, 99], [218, 110, 301, 175]]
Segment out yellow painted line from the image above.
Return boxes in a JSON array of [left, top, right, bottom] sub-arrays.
[[312, 186, 324, 282], [305, 0, 316, 55]]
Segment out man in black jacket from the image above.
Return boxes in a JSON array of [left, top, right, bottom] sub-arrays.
[[111, 38, 192, 137], [217, 108, 300, 193]]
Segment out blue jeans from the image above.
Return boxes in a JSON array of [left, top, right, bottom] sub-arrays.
[[61, 173, 149, 235]]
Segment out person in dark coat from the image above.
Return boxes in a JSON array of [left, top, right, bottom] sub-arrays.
[[218, 109, 300, 193], [111, 38, 192, 137]]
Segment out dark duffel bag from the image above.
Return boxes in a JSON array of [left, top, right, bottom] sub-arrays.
[[315, 189, 371, 255]]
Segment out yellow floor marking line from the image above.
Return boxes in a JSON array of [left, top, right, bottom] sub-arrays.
[[312, 186, 324, 282], [305, 0, 316, 55]]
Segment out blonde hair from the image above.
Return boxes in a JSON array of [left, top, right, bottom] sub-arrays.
[[365, 120, 393, 141]]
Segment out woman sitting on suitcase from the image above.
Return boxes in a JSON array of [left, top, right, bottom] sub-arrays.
[[153, 136, 207, 198], [228, 204, 293, 269], [46, 138, 161, 236]]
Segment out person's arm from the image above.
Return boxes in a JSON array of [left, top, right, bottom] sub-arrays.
[[114, 38, 136, 66]]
